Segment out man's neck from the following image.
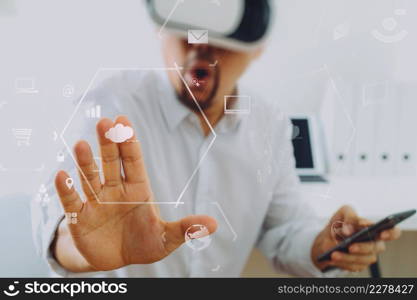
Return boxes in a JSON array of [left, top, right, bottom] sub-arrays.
[[196, 87, 239, 136], [196, 99, 224, 136]]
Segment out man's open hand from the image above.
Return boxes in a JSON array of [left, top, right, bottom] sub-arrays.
[[55, 116, 217, 271], [312, 205, 401, 272]]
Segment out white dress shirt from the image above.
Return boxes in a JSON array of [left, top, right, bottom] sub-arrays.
[[33, 69, 332, 277]]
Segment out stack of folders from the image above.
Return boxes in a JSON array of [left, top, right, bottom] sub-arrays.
[[326, 81, 417, 177]]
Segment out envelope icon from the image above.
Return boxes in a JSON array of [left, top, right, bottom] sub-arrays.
[[188, 29, 208, 44]]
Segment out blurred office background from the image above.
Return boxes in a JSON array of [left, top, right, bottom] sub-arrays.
[[0, 0, 416, 276]]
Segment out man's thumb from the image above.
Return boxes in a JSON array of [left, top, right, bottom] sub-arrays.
[[163, 215, 217, 252]]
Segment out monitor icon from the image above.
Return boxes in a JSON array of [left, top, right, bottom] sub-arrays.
[[15, 78, 39, 94], [224, 95, 251, 115]]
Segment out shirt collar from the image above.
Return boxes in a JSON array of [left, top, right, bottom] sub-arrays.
[[216, 91, 248, 134], [158, 71, 191, 132]]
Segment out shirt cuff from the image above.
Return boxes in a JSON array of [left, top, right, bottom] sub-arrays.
[[43, 214, 70, 277], [300, 226, 345, 278]]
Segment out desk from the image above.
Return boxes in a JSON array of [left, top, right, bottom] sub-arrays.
[[301, 177, 417, 230], [242, 177, 417, 277]]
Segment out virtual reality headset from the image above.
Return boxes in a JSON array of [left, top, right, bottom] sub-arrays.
[[146, 0, 273, 52]]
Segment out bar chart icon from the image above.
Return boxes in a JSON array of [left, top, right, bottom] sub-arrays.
[[85, 105, 101, 119]]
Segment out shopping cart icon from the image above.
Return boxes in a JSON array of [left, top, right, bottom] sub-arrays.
[[12, 128, 32, 146]]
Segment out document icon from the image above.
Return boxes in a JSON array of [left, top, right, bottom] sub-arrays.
[[188, 30, 208, 44]]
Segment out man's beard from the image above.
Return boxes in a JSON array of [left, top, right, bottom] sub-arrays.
[[176, 49, 220, 112]]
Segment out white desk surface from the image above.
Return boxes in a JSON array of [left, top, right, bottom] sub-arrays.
[[301, 177, 417, 230]]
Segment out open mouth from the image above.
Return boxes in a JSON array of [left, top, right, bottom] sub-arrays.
[[193, 67, 210, 80], [184, 60, 214, 89], [178, 56, 220, 111]]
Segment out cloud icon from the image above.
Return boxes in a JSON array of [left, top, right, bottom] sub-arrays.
[[105, 124, 134, 143]]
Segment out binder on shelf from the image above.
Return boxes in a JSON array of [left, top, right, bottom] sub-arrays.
[[373, 83, 399, 176], [396, 82, 417, 176], [326, 81, 355, 176], [352, 85, 377, 176]]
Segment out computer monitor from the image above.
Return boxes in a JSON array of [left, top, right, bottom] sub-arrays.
[[290, 115, 327, 182]]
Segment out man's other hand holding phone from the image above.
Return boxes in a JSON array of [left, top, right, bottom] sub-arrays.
[[311, 206, 401, 272]]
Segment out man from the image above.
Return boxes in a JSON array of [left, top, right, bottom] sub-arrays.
[[38, 4, 400, 277]]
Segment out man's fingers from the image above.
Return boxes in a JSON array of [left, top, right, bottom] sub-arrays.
[[329, 260, 368, 272], [163, 215, 217, 252], [55, 170, 83, 213], [340, 206, 358, 235], [96, 118, 122, 188], [331, 251, 378, 266], [114, 116, 148, 184], [74, 140, 102, 201], [331, 205, 358, 236], [380, 227, 401, 241], [349, 241, 385, 254], [358, 218, 373, 227], [329, 250, 377, 272]]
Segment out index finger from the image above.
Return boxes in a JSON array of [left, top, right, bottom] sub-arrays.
[[380, 227, 401, 241], [96, 118, 122, 187], [115, 115, 149, 185], [358, 218, 373, 227], [55, 170, 83, 213]]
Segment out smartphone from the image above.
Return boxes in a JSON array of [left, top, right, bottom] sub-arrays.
[[317, 209, 416, 263]]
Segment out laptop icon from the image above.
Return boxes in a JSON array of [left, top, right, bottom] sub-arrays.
[[15, 78, 39, 94], [224, 95, 251, 114]]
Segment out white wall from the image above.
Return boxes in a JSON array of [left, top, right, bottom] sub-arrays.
[[0, 0, 416, 276], [242, 0, 416, 110]]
